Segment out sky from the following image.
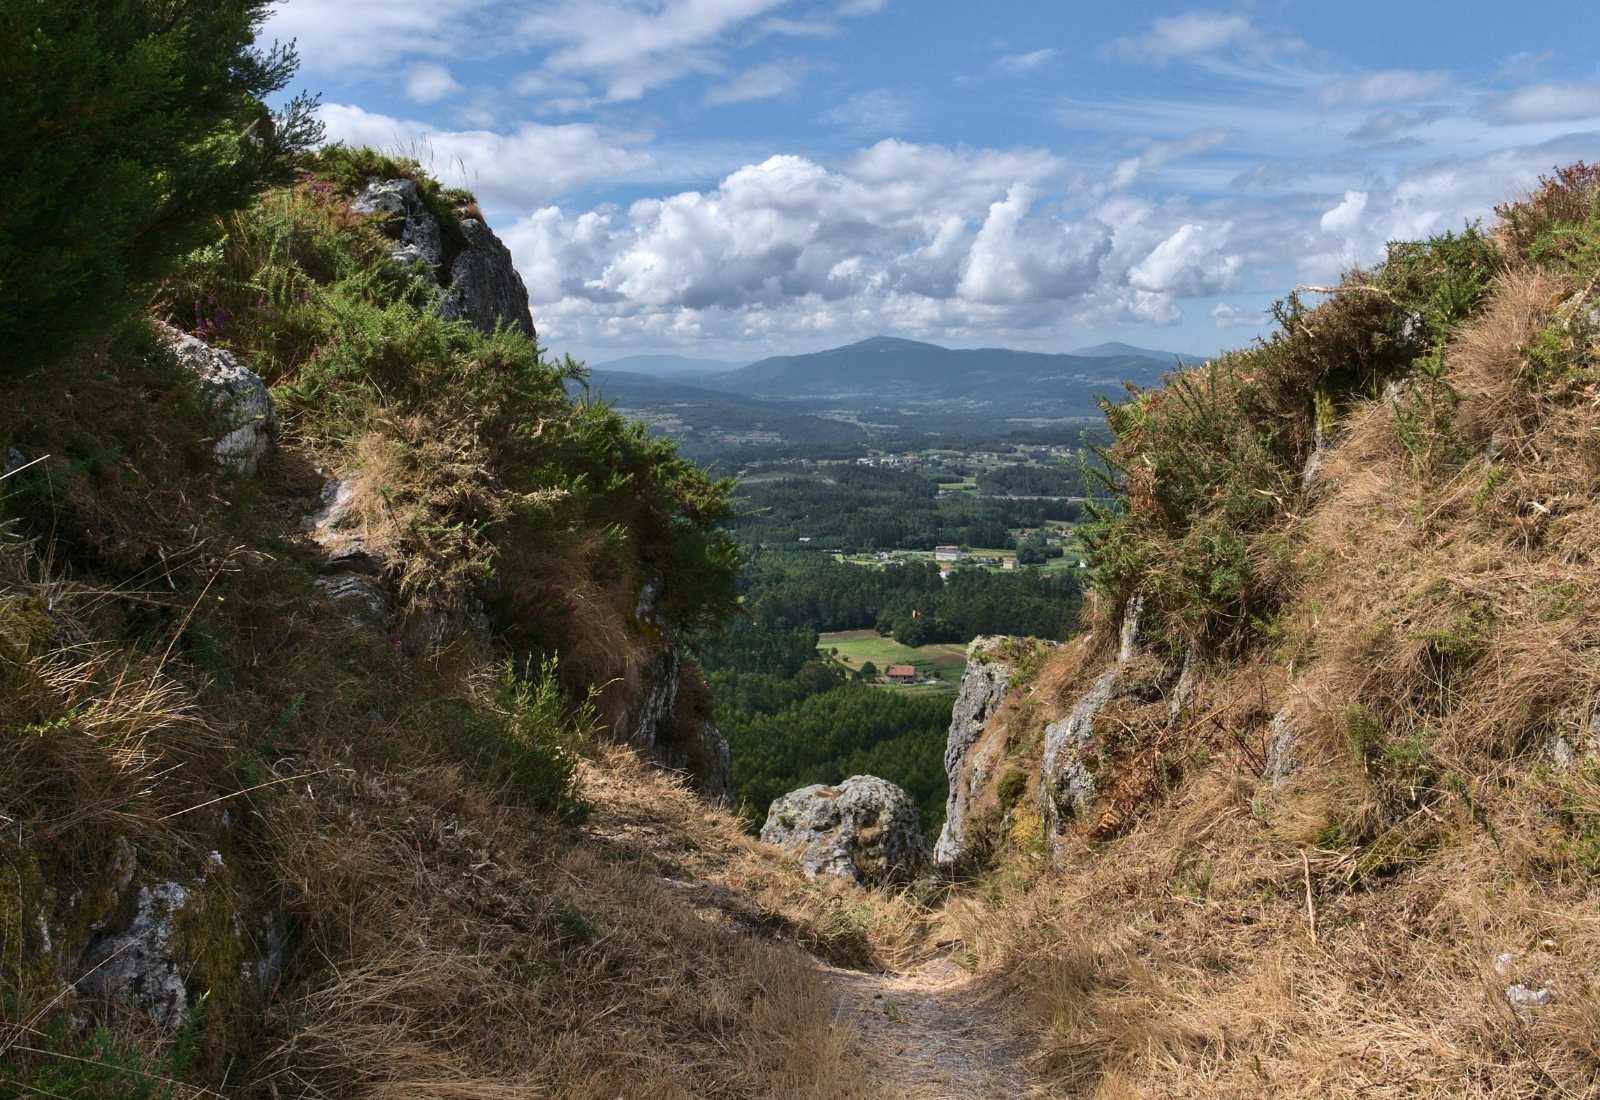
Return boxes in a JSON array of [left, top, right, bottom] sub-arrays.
[[262, 0, 1600, 364]]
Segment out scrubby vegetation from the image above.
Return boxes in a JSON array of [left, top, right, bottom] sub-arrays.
[[0, 9, 865, 1098], [949, 164, 1600, 1096]]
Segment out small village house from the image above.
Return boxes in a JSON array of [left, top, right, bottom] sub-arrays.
[[886, 664, 917, 685]]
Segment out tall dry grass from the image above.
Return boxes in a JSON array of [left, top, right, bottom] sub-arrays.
[[954, 265, 1600, 1097]]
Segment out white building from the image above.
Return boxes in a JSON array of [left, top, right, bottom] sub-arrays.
[[934, 545, 961, 562]]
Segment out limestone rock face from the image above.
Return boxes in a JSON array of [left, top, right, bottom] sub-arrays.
[[761, 775, 928, 885], [934, 637, 1030, 866], [1040, 597, 1184, 846], [440, 218, 537, 340], [351, 179, 536, 340], [351, 178, 443, 268], [162, 325, 274, 473]]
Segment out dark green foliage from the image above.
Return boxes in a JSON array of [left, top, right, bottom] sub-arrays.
[[0, 0, 321, 370], [732, 463, 1079, 552], [721, 681, 952, 829], [724, 553, 1081, 645]]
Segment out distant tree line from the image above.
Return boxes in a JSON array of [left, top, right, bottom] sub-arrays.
[[732, 464, 1079, 551]]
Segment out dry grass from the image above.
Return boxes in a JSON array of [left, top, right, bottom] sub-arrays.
[[252, 747, 909, 1099], [951, 265, 1600, 1097]]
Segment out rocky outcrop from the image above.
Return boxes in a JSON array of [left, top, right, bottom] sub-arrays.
[[440, 218, 536, 340], [1040, 596, 1185, 846], [351, 178, 443, 268], [613, 617, 735, 805], [934, 637, 1035, 867], [352, 178, 535, 340], [80, 879, 198, 1030], [162, 324, 274, 473], [761, 775, 928, 885], [38, 843, 282, 1034]]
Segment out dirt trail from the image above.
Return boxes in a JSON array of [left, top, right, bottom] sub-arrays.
[[580, 753, 1041, 1099], [824, 956, 1041, 1100]]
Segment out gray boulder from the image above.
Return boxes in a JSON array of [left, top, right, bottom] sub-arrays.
[[761, 775, 928, 885], [440, 218, 537, 340], [77, 850, 280, 1033], [80, 881, 195, 1031], [162, 325, 274, 473], [351, 178, 443, 268], [934, 636, 1037, 866], [313, 573, 393, 628]]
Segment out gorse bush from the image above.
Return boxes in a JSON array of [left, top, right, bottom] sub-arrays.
[[1081, 225, 1500, 653], [0, 0, 321, 370], [159, 167, 741, 638], [461, 655, 595, 822]]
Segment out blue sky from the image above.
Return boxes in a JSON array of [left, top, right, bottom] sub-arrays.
[[263, 1, 1600, 364]]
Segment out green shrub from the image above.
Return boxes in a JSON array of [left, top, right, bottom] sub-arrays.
[[1081, 225, 1500, 654], [451, 655, 594, 822], [0, 0, 321, 371]]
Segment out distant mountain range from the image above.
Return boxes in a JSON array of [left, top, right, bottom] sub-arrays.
[[1069, 341, 1205, 366], [692, 336, 1189, 400], [581, 335, 1205, 459]]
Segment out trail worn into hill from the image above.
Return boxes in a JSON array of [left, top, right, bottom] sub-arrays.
[[579, 750, 1043, 1100], [823, 957, 1040, 1100]]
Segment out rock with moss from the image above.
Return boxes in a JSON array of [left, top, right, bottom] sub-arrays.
[[1040, 596, 1182, 844], [934, 636, 1042, 867], [761, 775, 928, 885], [161, 324, 274, 473], [351, 178, 443, 268], [74, 849, 279, 1035], [352, 178, 535, 340]]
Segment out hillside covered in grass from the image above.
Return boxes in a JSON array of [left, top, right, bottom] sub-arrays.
[[0, 6, 892, 1097], [931, 162, 1600, 1097]]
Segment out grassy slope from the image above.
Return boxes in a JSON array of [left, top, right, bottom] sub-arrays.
[[0, 154, 894, 1099], [944, 166, 1600, 1098]]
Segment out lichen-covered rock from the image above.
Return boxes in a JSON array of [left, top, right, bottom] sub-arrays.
[[351, 179, 535, 340], [440, 218, 536, 340], [4, 447, 27, 477], [314, 573, 393, 628], [934, 636, 1030, 866], [1040, 596, 1177, 844], [351, 177, 443, 268], [761, 775, 928, 885], [80, 880, 194, 1030], [623, 646, 680, 753], [161, 325, 274, 473]]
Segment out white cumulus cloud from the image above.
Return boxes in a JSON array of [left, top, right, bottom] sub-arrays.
[[1487, 83, 1600, 125], [1319, 190, 1368, 234]]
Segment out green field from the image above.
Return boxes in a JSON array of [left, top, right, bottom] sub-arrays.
[[819, 629, 967, 691]]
